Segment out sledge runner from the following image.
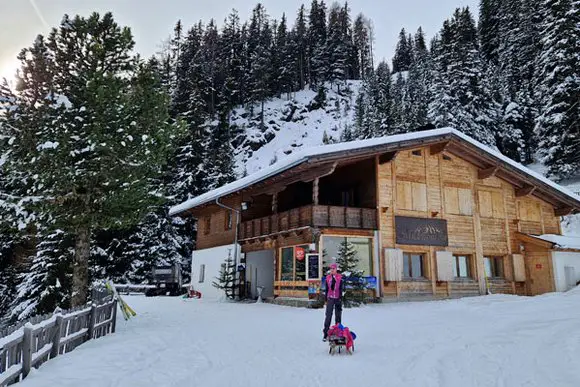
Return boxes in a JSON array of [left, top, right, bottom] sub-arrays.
[[322, 262, 344, 341]]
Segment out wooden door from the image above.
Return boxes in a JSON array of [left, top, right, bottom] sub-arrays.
[[527, 252, 554, 295]]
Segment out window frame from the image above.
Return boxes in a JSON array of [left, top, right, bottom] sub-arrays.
[[402, 252, 426, 280], [203, 216, 211, 235], [225, 210, 233, 231], [452, 254, 473, 279], [484, 256, 504, 279], [279, 244, 310, 282]]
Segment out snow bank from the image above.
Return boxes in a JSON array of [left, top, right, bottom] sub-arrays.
[[17, 292, 580, 387]]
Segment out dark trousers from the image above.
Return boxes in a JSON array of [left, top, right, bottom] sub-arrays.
[[323, 298, 342, 336]]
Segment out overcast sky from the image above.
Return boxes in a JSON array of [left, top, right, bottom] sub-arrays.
[[0, 0, 479, 80]]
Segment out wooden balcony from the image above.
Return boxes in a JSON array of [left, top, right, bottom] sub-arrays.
[[239, 205, 377, 240]]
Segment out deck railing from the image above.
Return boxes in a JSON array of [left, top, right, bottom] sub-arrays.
[[239, 205, 377, 240]]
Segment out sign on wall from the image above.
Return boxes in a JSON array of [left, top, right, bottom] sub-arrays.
[[395, 216, 449, 247], [306, 253, 321, 280]]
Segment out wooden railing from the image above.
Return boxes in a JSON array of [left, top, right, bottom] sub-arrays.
[[0, 299, 117, 386], [239, 205, 377, 239]]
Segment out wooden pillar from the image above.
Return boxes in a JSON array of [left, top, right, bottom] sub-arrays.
[[313, 177, 319, 206], [272, 192, 278, 214], [472, 180, 486, 295]]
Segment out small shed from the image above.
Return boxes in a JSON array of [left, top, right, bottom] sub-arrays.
[[517, 233, 580, 294]]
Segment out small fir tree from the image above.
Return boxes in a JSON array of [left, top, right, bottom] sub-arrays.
[[336, 239, 365, 307], [212, 250, 237, 300]]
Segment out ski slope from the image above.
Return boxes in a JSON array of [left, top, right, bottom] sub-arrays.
[[18, 291, 580, 387]]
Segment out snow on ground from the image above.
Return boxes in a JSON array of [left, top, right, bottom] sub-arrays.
[[19, 291, 580, 387]]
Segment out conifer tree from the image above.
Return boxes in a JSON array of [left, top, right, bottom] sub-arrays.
[[534, 0, 580, 179], [336, 239, 365, 307], [3, 13, 182, 306]]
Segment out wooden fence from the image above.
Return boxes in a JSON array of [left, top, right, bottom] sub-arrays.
[[0, 299, 117, 386]]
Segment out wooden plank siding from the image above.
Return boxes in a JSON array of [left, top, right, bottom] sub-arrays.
[[377, 146, 563, 300]]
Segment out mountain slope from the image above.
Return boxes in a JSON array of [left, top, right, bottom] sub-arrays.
[[232, 81, 361, 175]]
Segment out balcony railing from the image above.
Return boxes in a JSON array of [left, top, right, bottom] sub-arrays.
[[239, 205, 377, 240]]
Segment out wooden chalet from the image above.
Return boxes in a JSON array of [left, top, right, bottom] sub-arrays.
[[170, 128, 580, 302]]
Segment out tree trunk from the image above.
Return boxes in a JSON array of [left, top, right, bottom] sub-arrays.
[[72, 225, 90, 306]]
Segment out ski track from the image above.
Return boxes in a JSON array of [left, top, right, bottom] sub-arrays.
[[17, 291, 580, 387]]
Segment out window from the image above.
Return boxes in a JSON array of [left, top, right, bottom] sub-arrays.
[[199, 264, 206, 283], [340, 188, 355, 207], [453, 255, 472, 278], [403, 253, 424, 279], [203, 216, 211, 235], [443, 155, 452, 161], [225, 211, 233, 230], [396, 181, 427, 211], [484, 256, 504, 278], [412, 150, 422, 156], [321, 236, 373, 276], [280, 245, 309, 281], [445, 187, 472, 215]]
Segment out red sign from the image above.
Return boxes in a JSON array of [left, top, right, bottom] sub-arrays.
[[536, 264, 542, 269], [295, 247, 305, 261]]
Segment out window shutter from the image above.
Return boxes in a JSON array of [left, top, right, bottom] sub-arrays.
[[436, 251, 454, 281], [384, 248, 403, 281], [513, 254, 526, 282]]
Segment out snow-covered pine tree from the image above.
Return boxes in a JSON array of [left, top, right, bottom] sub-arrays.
[[534, 0, 580, 179], [404, 27, 430, 130], [292, 5, 309, 89], [308, 0, 328, 85], [274, 14, 295, 98], [3, 13, 182, 307], [327, 3, 348, 89], [10, 227, 74, 322], [220, 10, 245, 109], [428, 8, 497, 146], [479, 0, 502, 64], [336, 239, 365, 307], [392, 28, 413, 73], [353, 14, 373, 79], [119, 209, 191, 284]]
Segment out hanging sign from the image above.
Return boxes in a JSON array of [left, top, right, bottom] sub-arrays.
[[295, 247, 306, 261]]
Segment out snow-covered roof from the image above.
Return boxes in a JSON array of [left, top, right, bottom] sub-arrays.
[[169, 127, 580, 216], [534, 234, 580, 250]]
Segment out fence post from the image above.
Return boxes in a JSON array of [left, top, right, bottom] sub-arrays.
[[22, 324, 33, 378], [50, 314, 64, 359], [111, 300, 118, 334], [87, 304, 97, 341]]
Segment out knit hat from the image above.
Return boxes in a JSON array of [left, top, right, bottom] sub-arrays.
[[330, 263, 338, 270]]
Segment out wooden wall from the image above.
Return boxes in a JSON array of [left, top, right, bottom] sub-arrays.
[[196, 196, 241, 250], [378, 146, 562, 299]]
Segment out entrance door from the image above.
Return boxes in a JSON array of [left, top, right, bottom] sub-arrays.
[[246, 250, 275, 299], [527, 253, 554, 295]]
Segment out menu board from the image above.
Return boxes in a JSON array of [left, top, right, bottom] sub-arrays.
[[306, 254, 320, 280]]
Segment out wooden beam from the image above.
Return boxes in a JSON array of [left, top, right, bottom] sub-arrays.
[[515, 185, 536, 197], [555, 206, 573, 217], [378, 151, 398, 164], [478, 165, 499, 180], [313, 177, 319, 205], [429, 141, 450, 156]]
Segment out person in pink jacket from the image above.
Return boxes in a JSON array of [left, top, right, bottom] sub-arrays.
[[322, 262, 344, 341]]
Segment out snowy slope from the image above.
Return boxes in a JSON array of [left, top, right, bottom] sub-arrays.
[[233, 81, 361, 175], [18, 292, 580, 387]]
